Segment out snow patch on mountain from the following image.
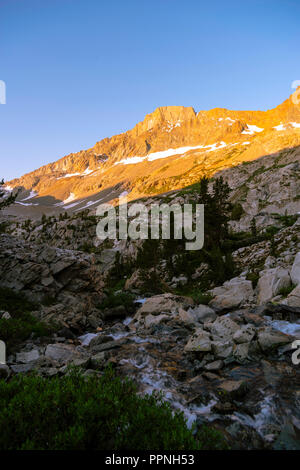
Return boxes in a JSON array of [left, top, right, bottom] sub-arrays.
[[115, 141, 229, 166], [15, 201, 38, 206], [57, 172, 82, 180], [21, 191, 38, 201], [273, 122, 300, 131], [242, 124, 264, 135]]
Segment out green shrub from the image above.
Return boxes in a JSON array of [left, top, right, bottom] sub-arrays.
[[265, 226, 280, 237], [246, 272, 260, 288], [175, 287, 213, 305], [41, 294, 56, 307], [273, 213, 297, 228], [80, 242, 98, 254], [0, 368, 226, 450], [278, 284, 296, 298], [138, 269, 165, 294], [99, 291, 135, 314], [0, 222, 8, 233], [192, 291, 213, 305], [231, 203, 244, 221], [0, 287, 53, 352]]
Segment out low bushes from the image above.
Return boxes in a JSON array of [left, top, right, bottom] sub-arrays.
[[98, 290, 136, 314], [0, 368, 226, 450], [0, 287, 52, 352]]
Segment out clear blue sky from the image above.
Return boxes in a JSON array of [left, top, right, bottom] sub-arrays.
[[1, 0, 299, 181]]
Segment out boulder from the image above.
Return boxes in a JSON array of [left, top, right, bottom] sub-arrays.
[[188, 305, 217, 323], [217, 380, 248, 400], [90, 352, 108, 369], [284, 284, 300, 307], [89, 334, 113, 348], [243, 312, 266, 326], [16, 349, 40, 363], [233, 324, 256, 344], [98, 249, 117, 272], [89, 339, 127, 354], [257, 267, 291, 305], [291, 252, 300, 286], [211, 340, 233, 359], [209, 277, 254, 311], [257, 327, 293, 351], [184, 329, 211, 353], [134, 293, 194, 319], [124, 269, 145, 291], [210, 316, 240, 341], [10, 363, 37, 374], [204, 360, 223, 371], [176, 308, 196, 326], [1, 311, 11, 320], [145, 313, 170, 329], [233, 342, 251, 363], [170, 275, 188, 287], [45, 344, 80, 363]]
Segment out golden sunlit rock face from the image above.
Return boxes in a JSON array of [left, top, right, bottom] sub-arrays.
[[6, 88, 300, 207]]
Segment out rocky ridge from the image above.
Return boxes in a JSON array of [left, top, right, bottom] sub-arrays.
[[3, 88, 300, 219]]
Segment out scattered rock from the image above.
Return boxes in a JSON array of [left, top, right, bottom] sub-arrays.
[[217, 379, 248, 400], [233, 342, 251, 363], [209, 277, 254, 312], [124, 269, 145, 291], [184, 329, 211, 352], [45, 344, 81, 363], [188, 305, 217, 323], [145, 313, 169, 329], [1, 311, 11, 320], [233, 324, 256, 344], [210, 316, 240, 341], [257, 267, 291, 305], [135, 293, 194, 319], [211, 340, 233, 359], [204, 359, 223, 371], [291, 252, 300, 286], [284, 284, 300, 307], [16, 350, 40, 363], [257, 327, 293, 351]]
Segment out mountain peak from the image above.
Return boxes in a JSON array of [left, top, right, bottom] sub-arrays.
[[131, 105, 196, 136], [5, 90, 300, 217]]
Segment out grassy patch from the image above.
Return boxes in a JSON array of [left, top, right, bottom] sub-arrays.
[[175, 287, 213, 305], [278, 284, 296, 298], [246, 272, 260, 289], [0, 287, 53, 352], [273, 214, 298, 228]]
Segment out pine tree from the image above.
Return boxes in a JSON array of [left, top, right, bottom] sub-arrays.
[[0, 180, 18, 210], [250, 218, 257, 236]]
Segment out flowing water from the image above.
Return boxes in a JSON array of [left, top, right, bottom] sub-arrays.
[[79, 314, 300, 448]]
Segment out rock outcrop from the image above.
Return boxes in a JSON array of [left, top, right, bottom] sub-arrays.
[[0, 234, 105, 328]]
